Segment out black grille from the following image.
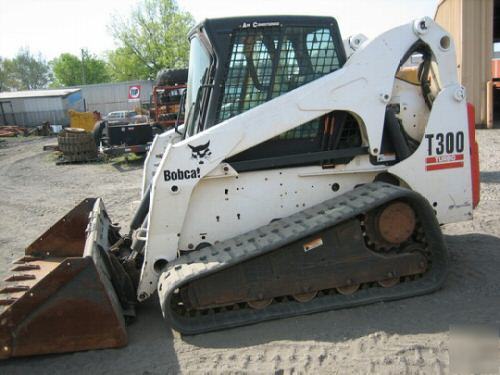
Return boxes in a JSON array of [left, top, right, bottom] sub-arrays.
[[217, 26, 341, 124], [338, 115, 362, 149]]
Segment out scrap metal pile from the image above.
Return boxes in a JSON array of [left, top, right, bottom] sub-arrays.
[[0, 123, 53, 137], [0, 126, 27, 137]]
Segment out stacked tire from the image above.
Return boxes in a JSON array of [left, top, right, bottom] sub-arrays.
[[155, 68, 188, 86], [57, 128, 98, 163]]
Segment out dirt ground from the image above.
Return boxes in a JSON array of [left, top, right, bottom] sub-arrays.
[[0, 132, 498, 374]]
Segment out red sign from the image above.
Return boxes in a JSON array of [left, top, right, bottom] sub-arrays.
[[128, 85, 141, 101]]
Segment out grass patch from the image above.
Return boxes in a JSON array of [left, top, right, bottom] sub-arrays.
[[107, 152, 146, 172], [108, 153, 144, 164]]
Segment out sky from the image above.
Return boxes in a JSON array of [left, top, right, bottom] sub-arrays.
[[0, 0, 439, 61]]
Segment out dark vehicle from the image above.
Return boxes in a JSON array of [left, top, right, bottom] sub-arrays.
[[150, 85, 186, 129], [150, 68, 187, 129], [93, 119, 162, 156], [93, 70, 188, 155]]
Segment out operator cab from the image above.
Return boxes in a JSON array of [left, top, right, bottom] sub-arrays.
[[184, 16, 365, 171]]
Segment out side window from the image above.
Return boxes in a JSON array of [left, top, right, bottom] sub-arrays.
[[217, 25, 343, 145], [307, 28, 340, 75], [277, 28, 340, 142], [217, 25, 342, 125], [219, 43, 244, 121], [219, 33, 277, 121], [220, 23, 354, 170], [252, 39, 273, 89], [278, 120, 320, 140], [271, 39, 300, 98], [227, 111, 363, 170], [242, 38, 273, 111]]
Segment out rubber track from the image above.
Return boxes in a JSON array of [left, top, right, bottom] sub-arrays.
[[158, 182, 448, 334], [58, 131, 97, 162]]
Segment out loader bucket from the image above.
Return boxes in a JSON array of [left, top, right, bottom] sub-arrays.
[[0, 198, 130, 359]]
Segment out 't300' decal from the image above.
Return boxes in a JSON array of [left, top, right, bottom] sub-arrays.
[[424, 131, 465, 171], [425, 131, 464, 156]]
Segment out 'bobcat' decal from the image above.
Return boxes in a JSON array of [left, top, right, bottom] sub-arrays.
[[188, 141, 211, 164]]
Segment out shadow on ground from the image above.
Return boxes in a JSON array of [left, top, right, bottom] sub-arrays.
[[481, 171, 500, 184]]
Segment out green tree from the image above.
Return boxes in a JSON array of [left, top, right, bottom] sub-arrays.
[[51, 49, 110, 87], [107, 47, 151, 82], [0, 49, 51, 91], [0, 57, 10, 91], [108, 0, 194, 80], [50, 53, 81, 86]]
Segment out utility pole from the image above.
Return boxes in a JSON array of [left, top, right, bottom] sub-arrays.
[[81, 48, 86, 85]]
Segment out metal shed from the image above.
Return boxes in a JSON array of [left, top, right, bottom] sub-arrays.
[[0, 88, 84, 126], [435, 0, 495, 127], [76, 80, 153, 115]]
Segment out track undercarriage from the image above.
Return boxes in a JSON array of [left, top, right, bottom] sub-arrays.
[[159, 182, 448, 334]]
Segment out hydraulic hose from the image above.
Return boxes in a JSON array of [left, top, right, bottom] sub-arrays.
[[129, 185, 151, 235], [385, 107, 411, 161]]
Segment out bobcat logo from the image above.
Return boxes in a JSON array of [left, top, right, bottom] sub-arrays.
[[188, 141, 212, 164]]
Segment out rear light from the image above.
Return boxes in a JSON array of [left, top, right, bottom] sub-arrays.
[[467, 103, 480, 208]]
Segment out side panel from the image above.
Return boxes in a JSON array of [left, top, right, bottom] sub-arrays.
[[142, 125, 184, 195], [389, 86, 472, 223], [179, 156, 383, 249]]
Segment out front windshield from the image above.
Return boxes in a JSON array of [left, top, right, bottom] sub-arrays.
[[185, 36, 210, 136]]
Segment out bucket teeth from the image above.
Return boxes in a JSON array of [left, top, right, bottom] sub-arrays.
[[0, 297, 17, 306], [4, 274, 36, 282], [10, 264, 41, 272], [0, 255, 129, 359], [13, 256, 42, 264], [0, 285, 29, 294]]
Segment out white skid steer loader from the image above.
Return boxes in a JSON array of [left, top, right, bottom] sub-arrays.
[[0, 15, 480, 358]]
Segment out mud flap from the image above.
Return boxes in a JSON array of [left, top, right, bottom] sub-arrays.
[[0, 198, 130, 359]]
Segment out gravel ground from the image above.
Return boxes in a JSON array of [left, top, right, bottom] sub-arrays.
[[0, 132, 498, 374]]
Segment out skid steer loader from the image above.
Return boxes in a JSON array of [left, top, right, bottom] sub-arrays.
[[0, 15, 480, 358]]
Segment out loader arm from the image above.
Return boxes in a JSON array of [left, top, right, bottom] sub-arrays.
[[142, 124, 185, 195], [137, 17, 465, 301]]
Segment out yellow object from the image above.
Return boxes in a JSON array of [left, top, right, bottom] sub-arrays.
[[68, 110, 96, 132], [395, 67, 420, 85]]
